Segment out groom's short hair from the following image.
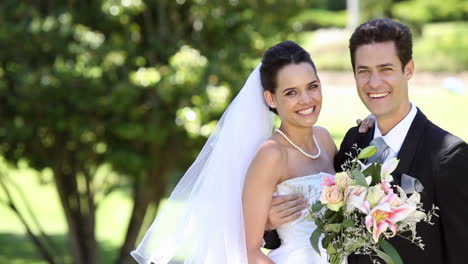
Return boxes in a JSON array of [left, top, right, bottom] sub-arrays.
[[349, 18, 413, 72]]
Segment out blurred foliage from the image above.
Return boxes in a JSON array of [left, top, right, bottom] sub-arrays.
[[292, 9, 347, 30], [358, 0, 468, 34], [360, 0, 395, 22], [291, 0, 347, 30], [393, 0, 468, 23], [300, 28, 351, 71], [0, 0, 311, 263], [302, 22, 468, 72], [414, 22, 468, 72], [393, 0, 468, 34], [310, 0, 347, 11]]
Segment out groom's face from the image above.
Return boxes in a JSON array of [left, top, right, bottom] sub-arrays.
[[354, 41, 413, 121]]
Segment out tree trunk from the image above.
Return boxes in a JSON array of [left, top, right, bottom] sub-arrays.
[[114, 181, 152, 264], [53, 166, 98, 264], [115, 156, 171, 264]]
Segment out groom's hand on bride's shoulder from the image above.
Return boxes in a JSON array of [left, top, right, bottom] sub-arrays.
[[356, 114, 375, 133], [265, 194, 308, 230]]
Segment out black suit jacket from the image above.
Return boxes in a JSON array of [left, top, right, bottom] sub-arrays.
[[264, 109, 468, 264], [337, 109, 468, 264]]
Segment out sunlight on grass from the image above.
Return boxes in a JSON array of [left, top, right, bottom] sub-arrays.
[[0, 165, 67, 234]]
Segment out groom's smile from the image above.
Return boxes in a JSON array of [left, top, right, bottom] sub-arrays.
[[368, 92, 390, 99]]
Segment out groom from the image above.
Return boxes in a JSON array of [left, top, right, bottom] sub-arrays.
[[265, 18, 468, 263]]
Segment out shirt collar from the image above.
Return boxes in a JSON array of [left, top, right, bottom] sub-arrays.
[[373, 103, 417, 154]]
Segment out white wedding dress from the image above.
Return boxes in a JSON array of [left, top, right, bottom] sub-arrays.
[[268, 172, 331, 264]]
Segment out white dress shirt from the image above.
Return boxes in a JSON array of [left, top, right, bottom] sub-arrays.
[[373, 103, 418, 162]]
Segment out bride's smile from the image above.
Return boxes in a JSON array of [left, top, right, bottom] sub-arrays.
[[296, 105, 317, 117]]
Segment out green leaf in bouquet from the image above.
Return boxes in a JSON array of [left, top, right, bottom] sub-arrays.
[[321, 233, 336, 249], [334, 210, 344, 223], [362, 163, 382, 185], [324, 207, 346, 224], [329, 253, 344, 264], [326, 243, 337, 255], [341, 219, 355, 228], [324, 209, 337, 219], [324, 223, 342, 233], [326, 209, 343, 223], [345, 237, 366, 252], [310, 227, 323, 255], [311, 200, 325, 213], [379, 239, 403, 264], [375, 249, 395, 264], [357, 145, 377, 160], [352, 168, 369, 188]]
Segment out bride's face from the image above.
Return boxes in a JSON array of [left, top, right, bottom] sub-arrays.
[[264, 62, 322, 128]]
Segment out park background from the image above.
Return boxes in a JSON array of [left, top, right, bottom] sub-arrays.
[[0, 0, 467, 263]]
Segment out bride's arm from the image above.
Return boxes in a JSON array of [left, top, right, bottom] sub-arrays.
[[243, 141, 286, 264]]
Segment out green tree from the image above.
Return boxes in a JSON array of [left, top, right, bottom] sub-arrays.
[[393, 0, 468, 33], [0, 0, 308, 263], [360, 0, 396, 22]]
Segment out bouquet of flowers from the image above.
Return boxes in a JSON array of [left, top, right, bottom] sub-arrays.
[[309, 145, 438, 264]]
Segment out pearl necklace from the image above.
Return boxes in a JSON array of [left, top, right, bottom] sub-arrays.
[[275, 129, 321, 159]]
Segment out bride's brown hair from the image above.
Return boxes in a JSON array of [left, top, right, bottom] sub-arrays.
[[260, 40, 317, 114]]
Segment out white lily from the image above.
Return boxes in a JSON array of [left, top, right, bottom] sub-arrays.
[[406, 192, 421, 206], [381, 157, 399, 179], [344, 185, 368, 213]]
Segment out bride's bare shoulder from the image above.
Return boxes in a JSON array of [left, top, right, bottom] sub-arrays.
[[245, 139, 288, 184], [252, 139, 288, 168], [256, 138, 287, 160]]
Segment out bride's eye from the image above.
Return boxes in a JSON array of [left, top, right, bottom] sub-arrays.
[[286, 90, 296, 96]]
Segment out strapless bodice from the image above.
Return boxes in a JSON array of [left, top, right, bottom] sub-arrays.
[[268, 172, 331, 264]]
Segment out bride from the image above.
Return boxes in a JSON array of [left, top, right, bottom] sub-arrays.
[[131, 41, 368, 264], [243, 41, 335, 264]]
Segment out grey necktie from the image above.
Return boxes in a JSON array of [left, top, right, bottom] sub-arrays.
[[367, 137, 390, 164]]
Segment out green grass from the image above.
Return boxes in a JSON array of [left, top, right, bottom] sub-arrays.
[[1, 80, 467, 263], [0, 232, 117, 264], [0, 166, 133, 263], [0, 233, 68, 264]]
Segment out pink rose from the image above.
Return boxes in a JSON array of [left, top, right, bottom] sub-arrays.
[[320, 186, 344, 211], [335, 172, 353, 190]]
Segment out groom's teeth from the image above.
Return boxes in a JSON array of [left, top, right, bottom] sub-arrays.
[[369, 92, 390, 98], [298, 107, 315, 115]]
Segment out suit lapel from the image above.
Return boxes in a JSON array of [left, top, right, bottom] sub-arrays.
[[358, 126, 374, 148], [393, 109, 429, 185]]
